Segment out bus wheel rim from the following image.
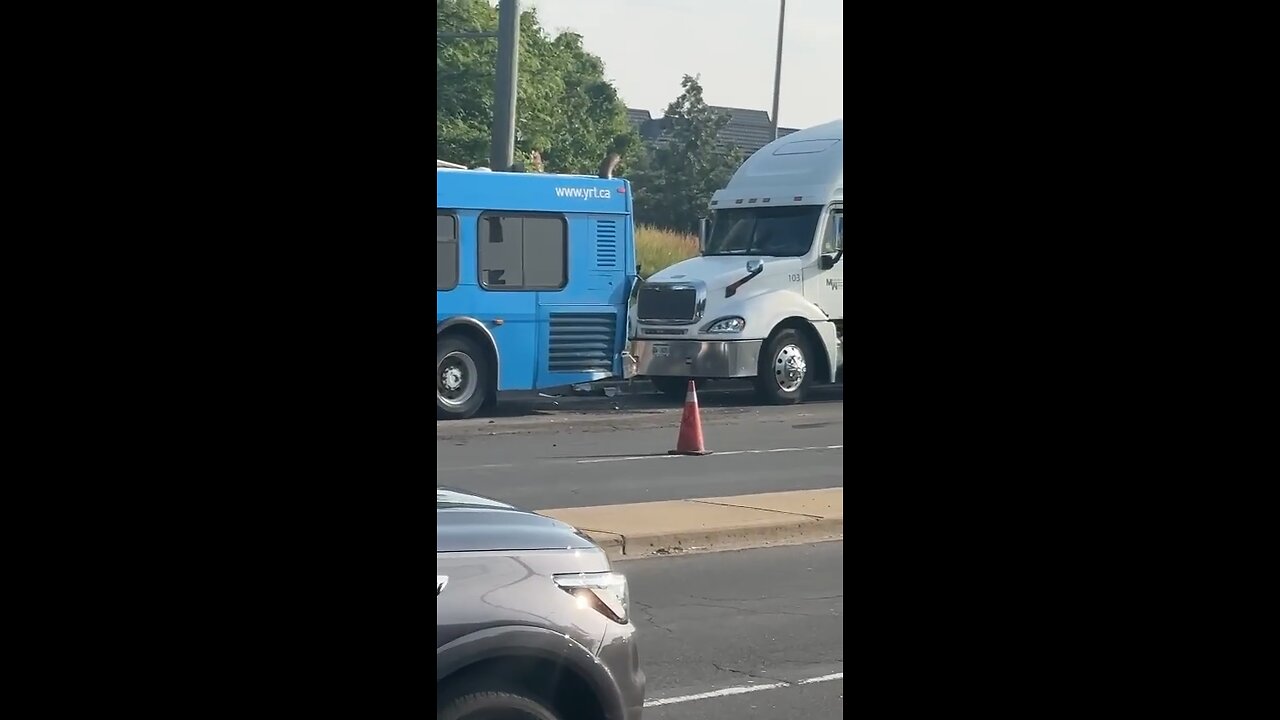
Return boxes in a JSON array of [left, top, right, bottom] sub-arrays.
[[438, 351, 478, 407]]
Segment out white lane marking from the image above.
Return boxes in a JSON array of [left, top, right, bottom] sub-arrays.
[[643, 682, 789, 707], [643, 671, 843, 708], [578, 444, 843, 464], [798, 672, 844, 684]]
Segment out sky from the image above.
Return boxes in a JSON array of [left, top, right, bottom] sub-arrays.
[[523, 0, 843, 130]]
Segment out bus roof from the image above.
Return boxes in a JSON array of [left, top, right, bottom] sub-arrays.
[[437, 169, 633, 215]]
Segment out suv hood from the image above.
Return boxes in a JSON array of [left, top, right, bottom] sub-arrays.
[[436, 487, 598, 553]]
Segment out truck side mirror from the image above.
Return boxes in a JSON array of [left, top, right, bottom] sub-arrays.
[[698, 218, 708, 254], [820, 214, 843, 269]]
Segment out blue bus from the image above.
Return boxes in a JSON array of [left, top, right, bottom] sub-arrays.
[[436, 165, 638, 419]]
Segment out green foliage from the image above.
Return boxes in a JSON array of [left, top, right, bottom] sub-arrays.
[[436, 0, 640, 173], [627, 75, 742, 234], [436, 6, 743, 236], [635, 225, 699, 278]]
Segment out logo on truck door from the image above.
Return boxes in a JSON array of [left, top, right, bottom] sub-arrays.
[[826, 277, 844, 290]]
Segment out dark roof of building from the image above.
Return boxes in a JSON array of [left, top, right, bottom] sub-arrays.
[[626, 108, 653, 125], [627, 105, 801, 158]]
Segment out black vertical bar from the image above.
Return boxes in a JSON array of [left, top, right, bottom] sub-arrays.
[[771, 0, 786, 140], [491, 0, 521, 170]]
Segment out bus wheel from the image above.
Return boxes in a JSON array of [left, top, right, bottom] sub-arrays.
[[437, 335, 490, 420], [649, 376, 692, 399], [754, 327, 811, 405]]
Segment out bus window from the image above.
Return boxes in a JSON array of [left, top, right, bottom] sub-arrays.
[[437, 212, 458, 290], [478, 213, 568, 291]]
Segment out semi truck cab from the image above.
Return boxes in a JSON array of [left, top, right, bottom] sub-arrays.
[[629, 119, 844, 404]]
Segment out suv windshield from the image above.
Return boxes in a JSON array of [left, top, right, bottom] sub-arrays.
[[704, 206, 822, 257]]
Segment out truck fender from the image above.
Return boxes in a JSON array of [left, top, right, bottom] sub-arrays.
[[746, 291, 839, 383]]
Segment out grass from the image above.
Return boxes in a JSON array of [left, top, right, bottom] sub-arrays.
[[635, 225, 698, 278]]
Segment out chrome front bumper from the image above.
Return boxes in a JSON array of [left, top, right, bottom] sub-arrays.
[[630, 339, 763, 378]]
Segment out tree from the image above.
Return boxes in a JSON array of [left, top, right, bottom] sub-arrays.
[[628, 75, 742, 233], [436, 0, 639, 173]]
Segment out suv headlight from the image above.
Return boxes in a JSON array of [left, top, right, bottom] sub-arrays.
[[553, 571, 629, 623], [703, 316, 746, 333]]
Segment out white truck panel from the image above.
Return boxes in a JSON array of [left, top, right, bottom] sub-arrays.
[[631, 120, 844, 396]]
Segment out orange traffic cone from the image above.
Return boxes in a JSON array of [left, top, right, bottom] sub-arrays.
[[669, 380, 712, 456]]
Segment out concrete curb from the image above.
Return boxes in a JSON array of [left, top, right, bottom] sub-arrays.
[[539, 488, 844, 561], [584, 517, 844, 561]]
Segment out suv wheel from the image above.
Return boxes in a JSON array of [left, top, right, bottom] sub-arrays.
[[438, 690, 560, 720]]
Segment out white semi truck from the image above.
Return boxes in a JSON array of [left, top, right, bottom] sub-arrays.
[[628, 119, 843, 404]]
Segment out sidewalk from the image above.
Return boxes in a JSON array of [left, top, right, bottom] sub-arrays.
[[539, 487, 843, 561]]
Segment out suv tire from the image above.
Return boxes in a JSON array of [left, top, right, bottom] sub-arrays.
[[438, 690, 560, 720]]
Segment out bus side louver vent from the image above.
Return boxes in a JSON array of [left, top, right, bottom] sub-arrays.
[[549, 313, 617, 374], [595, 219, 618, 269]]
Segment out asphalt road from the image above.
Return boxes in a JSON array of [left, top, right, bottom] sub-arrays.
[[437, 390, 844, 509], [625, 541, 845, 718]]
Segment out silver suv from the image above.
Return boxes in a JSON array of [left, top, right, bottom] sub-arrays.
[[436, 488, 645, 720]]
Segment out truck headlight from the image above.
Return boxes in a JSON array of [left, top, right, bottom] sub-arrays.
[[703, 317, 746, 333], [553, 571, 629, 623]]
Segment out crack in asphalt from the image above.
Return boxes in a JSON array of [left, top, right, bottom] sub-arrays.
[[632, 600, 674, 634], [712, 662, 781, 683], [677, 601, 837, 618], [688, 593, 844, 603]]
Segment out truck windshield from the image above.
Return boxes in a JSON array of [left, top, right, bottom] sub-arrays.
[[704, 206, 823, 257]]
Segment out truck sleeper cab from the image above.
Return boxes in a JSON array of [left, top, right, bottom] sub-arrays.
[[629, 119, 844, 404]]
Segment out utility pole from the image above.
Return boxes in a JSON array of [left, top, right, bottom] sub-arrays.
[[436, 0, 521, 171], [771, 0, 786, 140], [490, 0, 520, 171]]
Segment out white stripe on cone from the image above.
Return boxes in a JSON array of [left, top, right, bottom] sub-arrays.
[[685, 380, 697, 404]]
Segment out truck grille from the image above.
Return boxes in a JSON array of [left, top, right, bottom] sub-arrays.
[[548, 313, 617, 374], [637, 284, 697, 322]]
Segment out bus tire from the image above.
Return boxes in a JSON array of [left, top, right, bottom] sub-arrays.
[[754, 327, 812, 405], [649, 376, 691, 398], [437, 334, 491, 420]]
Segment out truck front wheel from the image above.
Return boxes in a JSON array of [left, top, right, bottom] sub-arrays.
[[754, 328, 813, 405]]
